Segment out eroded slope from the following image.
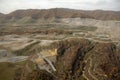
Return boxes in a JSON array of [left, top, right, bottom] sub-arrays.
[[10, 38, 120, 80]]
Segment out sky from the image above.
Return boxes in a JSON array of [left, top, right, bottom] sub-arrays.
[[0, 0, 120, 14]]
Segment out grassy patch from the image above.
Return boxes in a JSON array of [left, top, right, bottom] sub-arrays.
[[0, 62, 16, 80], [0, 61, 26, 80], [13, 41, 40, 56], [76, 26, 97, 31]]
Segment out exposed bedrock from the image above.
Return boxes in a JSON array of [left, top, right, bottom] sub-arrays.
[[54, 38, 120, 80]]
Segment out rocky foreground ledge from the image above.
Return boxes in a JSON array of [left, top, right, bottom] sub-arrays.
[[8, 38, 120, 80]]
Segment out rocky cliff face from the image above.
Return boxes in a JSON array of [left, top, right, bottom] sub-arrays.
[[15, 38, 120, 80]]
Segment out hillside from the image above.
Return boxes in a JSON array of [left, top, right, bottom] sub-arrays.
[[0, 8, 120, 22], [0, 13, 4, 19]]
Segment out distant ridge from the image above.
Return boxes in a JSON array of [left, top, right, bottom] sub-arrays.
[[0, 8, 120, 21], [0, 13, 4, 18]]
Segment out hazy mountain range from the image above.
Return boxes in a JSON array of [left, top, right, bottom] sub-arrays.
[[0, 8, 120, 22]]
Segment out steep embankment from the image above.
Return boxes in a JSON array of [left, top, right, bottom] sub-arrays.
[[54, 38, 120, 80]]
